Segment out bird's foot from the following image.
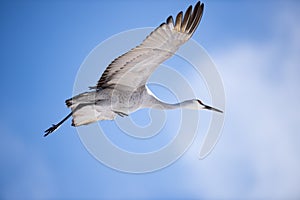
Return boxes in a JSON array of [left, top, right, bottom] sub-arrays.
[[44, 124, 59, 137], [113, 111, 128, 117]]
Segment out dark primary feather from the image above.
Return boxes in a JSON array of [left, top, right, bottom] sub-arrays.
[[93, 1, 204, 90]]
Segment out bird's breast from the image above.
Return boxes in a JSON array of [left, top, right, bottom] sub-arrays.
[[109, 88, 143, 114]]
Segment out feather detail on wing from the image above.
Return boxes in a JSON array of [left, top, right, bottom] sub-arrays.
[[92, 1, 204, 90]]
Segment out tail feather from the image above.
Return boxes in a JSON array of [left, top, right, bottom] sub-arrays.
[[65, 98, 72, 107], [71, 105, 98, 126], [71, 103, 117, 126], [65, 92, 96, 108]]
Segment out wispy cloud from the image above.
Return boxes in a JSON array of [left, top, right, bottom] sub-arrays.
[[181, 5, 300, 199], [0, 126, 58, 199]]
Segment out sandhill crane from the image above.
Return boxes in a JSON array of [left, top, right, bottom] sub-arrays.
[[44, 1, 223, 137]]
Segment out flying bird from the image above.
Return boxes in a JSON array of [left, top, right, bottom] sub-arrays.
[[44, 1, 222, 137]]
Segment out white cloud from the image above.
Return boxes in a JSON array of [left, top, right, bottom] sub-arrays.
[[180, 6, 300, 199], [0, 126, 58, 199]]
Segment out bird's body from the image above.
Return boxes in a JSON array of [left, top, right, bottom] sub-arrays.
[[66, 85, 146, 125], [44, 1, 223, 137]]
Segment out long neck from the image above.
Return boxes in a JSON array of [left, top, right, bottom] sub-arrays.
[[142, 87, 200, 110], [156, 100, 199, 110], [143, 93, 198, 110]]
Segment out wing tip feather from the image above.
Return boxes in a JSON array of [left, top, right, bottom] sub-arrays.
[[174, 11, 183, 31], [171, 1, 204, 36], [188, 2, 204, 35]]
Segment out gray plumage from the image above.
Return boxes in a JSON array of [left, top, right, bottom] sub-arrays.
[[44, 1, 222, 137]]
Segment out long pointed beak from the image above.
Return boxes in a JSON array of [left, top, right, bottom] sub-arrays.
[[204, 105, 223, 113]]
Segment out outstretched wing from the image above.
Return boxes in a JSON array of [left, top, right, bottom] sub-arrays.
[[93, 1, 204, 90]]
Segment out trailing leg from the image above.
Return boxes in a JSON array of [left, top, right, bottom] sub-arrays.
[[44, 112, 73, 137]]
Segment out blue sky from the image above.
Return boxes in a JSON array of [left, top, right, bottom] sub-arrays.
[[1, 0, 300, 199]]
